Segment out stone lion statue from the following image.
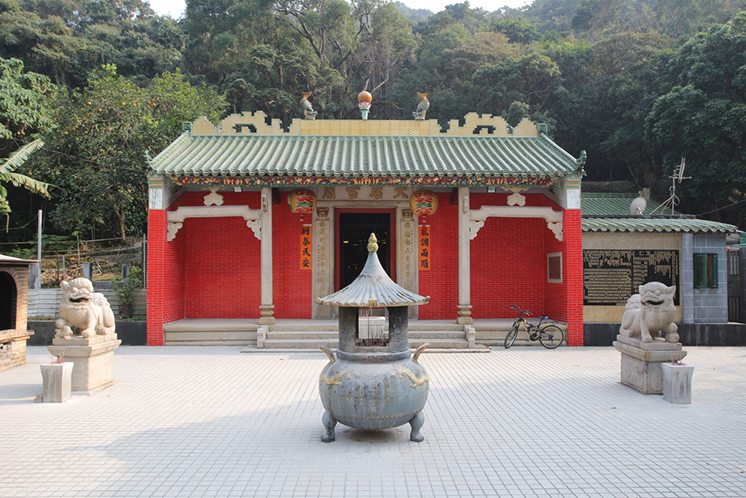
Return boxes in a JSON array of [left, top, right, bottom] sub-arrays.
[[55, 278, 116, 339], [619, 282, 678, 343]]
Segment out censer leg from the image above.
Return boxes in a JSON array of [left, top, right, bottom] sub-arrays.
[[321, 410, 337, 443], [409, 411, 425, 443]]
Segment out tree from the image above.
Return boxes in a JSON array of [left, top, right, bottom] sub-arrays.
[[0, 57, 53, 228], [34, 66, 226, 239], [646, 13, 746, 227], [0, 138, 49, 229]]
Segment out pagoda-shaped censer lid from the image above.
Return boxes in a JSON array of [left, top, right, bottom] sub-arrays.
[[318, 233, 429, 308]]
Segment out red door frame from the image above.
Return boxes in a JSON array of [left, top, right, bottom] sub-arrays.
[[334, 208, 396, 290]]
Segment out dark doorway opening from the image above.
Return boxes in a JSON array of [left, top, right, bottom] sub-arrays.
[[336, 211, 394, 290], [0, 272, 17, 330]]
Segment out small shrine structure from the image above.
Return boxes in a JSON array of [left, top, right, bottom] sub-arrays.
[[146, 111, 585, 345], [0, 254, 34, 371]]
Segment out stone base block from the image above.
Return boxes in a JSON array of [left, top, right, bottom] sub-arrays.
[[48, 334, 121, 393], [613, 334, 687, 394], [662, 363, 694, 404], [40, 362, 73, 402], [0, 329, 34, 372]]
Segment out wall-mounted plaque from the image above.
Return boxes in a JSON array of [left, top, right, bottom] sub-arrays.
[[583, 249, 679, 305]]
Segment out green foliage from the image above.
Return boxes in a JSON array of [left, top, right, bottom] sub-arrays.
[[0, 0, 183, 87], [0, 0, 744, 230], [646, 13, 746, 226], [490, 17, 541, 44], [33, 67, 226, 239], [113, 266, 143, 308], [0, 57, 53, 225]]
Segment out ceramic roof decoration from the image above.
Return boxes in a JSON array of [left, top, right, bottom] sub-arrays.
[[317, 233, 429, 308]]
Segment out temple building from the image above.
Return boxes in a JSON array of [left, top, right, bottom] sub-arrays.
[[146, 111, 587, 347]]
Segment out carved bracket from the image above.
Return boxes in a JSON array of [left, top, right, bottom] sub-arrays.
[[167, 205, 263, 241], [469, 205, 563, 241], [203, 187, 224, 206]]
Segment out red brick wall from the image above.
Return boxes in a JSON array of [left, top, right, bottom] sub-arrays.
[[146, 209, 185, 345], [183, 216, 261, 318], [562, 209, 584, 346], [470, 193, 548, 319], [179, 191, 262, 319], [147, 191, 263, 344], [273, 192, 312, 318], [544, 217, 565, 321], [418, 193, 458, 319]]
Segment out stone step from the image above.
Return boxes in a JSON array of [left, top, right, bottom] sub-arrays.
[[165, 329, 257, 345], [261, 337, 469, 350], [411, 338, 468, 348], [165, 340, 253, 346], [262, 339, 339, 349], [408, 331, 465, 340], [267, 330, 338, 340], [269, 321, 338, 332], [408, 322, 465, 332]]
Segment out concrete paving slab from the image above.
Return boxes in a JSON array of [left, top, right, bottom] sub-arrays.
[[0, 346, 745, 497]]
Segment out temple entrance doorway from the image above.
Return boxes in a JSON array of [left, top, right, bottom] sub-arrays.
[[336, 210, 395, 290], [0, 272, 17, 330]]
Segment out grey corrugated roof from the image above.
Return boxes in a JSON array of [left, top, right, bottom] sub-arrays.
[[582, 218, 736, 233], [318, 234, 429, 308], [150, 133, 579, 180]]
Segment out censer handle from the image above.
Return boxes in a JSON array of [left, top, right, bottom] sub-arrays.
[[413, 343, 429, 364], [320, 345, 336, 364]]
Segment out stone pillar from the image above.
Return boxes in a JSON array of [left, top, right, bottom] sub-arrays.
[[457, 187, 472, 324], [397, 207, 418, 319], [258, 187, 275, 325], [313, 206, 334, 319]]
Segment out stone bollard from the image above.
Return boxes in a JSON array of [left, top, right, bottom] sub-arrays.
[[662, 362, 694, 404], [40, 362, 74, 402]]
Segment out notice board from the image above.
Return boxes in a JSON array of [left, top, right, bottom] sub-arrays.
[[583, 249, 679, 305]]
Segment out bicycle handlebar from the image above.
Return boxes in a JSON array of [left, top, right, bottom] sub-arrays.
[[510, 304, 532, 317]]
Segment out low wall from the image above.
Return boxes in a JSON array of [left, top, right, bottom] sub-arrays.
[[584, 323, 746, 346], [27, 289, 146, 320], [27, 320, 146, 346]]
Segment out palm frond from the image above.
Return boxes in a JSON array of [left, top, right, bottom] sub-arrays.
[[0, 139, 45, 174], [0, 139, 50, 198]]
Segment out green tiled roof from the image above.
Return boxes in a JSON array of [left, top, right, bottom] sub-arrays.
[[583, 217, 736, 233], [581, 192, 669, 216], [582, 193, 736, 233], [149, 133, 580, 180]]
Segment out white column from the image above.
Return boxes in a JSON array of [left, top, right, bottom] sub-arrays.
[[457, 187, 473, 324], [258, 187, 275, 324]]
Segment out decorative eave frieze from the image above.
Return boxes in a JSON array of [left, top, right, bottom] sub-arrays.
[[166, 205, 263, 241], [469, 205, 563, 241]]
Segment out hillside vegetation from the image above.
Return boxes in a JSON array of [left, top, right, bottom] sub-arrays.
[[0, 0, 744, 242]]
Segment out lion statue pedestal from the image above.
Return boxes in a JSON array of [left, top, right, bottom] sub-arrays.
[[613, 282, 687, 394], [47, 278, 121, 393]]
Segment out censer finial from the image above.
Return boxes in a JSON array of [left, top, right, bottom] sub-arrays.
[[367, 233, 378, 253]]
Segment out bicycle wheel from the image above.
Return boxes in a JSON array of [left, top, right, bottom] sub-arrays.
[[504, 324, 519, 349], [538, 325, 564, 349]]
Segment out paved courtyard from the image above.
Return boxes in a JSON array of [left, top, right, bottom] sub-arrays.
[[1, 346, 745, 497]]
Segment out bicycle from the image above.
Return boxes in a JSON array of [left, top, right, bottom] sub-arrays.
[[504, 305, 565, 349]]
